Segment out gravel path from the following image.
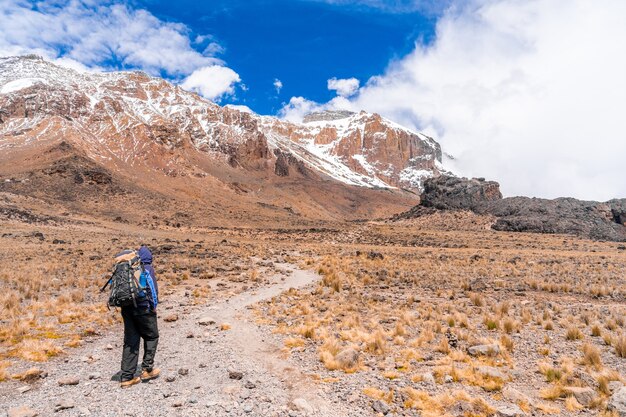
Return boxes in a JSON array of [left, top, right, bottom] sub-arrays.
[[1, 264, 358, 417]]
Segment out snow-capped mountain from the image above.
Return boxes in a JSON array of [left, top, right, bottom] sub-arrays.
[[260, 110, 447, 189], [0, 55, 448, 191]]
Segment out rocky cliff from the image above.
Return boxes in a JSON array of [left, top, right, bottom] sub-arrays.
[[395, 175, 626, 242]]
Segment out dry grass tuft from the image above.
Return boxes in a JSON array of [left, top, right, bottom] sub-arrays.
[[566, 327, 583, 341], [614, 334, 626, 358], [581, 343, 603, 370]]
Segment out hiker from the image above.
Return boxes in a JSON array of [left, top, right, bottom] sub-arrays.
[[104, 246, 160, 388]]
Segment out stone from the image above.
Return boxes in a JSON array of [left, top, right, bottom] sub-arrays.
[[77, 407, 91, 416], [228, 369, 243, 380], [58, 376, 80, 386], [468, 344, 500, 357], [8, 406, 38, 417], [372, 400, 390, 415], [422, 372, 436, 385], [496, 404, 525, 417], [17, 385, 31, 394], [244, 379, 256, 389], [178, 368, 189, 376], [477, 366, 507, 380], [19, 368, 44, 382], [444, 375, 454, 383], [335, 348, 359, 369], [105, 344, 114, 350], [88, 372, 101, 380], [165, 375, 176, 382], [502, 386, 531, 404], [563, 386, 596, 407], [164, 314, 178, 322], [292, 398, 314, 414], [172, 400, 183, 408], [609, 381, 625, 393], [54, 400, 75, 412], [608, 387, 626, 416], [242, 402, 254, 413], [198, 316, 216, 326]]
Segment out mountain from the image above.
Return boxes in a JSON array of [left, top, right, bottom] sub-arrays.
[[0, 55, 447, 191], [0, 55, 448, 225]]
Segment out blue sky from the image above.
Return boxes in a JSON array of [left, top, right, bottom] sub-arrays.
[[133, 0, 438, 114]]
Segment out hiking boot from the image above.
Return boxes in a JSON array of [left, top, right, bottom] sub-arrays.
[[120, 377, 141, 388], [140, 368, 160, 381]]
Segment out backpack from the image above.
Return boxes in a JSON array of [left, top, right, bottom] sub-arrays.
[[102, 250, 146, 308], [138, 268, 158, 310]]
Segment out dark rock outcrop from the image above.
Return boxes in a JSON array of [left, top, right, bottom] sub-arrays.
[[420, 176, 502, 211], [396, 175, 626, 242]]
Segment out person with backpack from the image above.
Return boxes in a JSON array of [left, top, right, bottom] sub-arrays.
[[103, 245, 160, 388]]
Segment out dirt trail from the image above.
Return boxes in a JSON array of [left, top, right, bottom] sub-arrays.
[[1, 264, 357, 417]]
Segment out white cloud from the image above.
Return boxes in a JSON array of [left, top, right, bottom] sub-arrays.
[[283, 0, 626, 201], [327, 77, 360, 97], [278, 95, 353, 122], [181, 66, 241, 101], [0, 0, 242, 100], [273, 78, 283, 94]]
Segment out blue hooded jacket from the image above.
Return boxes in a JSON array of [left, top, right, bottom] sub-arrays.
[[137, 246, 158, 309]]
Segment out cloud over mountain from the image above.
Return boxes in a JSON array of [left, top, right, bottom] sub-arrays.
[[282, 0, 626, 201], [0, 0, 241, 100]]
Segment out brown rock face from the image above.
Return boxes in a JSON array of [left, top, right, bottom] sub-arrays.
[[0, 56, 447, 193], [260, 110, 446, 189]]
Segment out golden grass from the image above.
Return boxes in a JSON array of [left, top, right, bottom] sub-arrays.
[[565, 396, 584, 411], [581, 343, 603, 370], [566, 327, 583, 341], [614, 334, 626, 358]]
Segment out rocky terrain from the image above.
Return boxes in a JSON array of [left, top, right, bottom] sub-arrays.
[[1, 215, 625, 417], [395, 175, 626, 242]]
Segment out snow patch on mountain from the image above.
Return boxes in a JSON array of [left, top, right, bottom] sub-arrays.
[[0, 77, 48, 94]]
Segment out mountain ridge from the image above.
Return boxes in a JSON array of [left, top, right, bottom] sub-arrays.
[[0, 55, 448, 191]]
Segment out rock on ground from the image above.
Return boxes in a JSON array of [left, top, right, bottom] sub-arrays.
[[608, 387, 626, 416]]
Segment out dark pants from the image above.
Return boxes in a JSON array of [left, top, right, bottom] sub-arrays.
[[120, 306, 159, 381]]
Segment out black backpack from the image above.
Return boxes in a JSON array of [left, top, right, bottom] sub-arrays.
[[101, 251, 146, 308]]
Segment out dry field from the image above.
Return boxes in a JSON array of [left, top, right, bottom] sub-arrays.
[[1, 211, 625, 416], [253, 215, 626, 416]]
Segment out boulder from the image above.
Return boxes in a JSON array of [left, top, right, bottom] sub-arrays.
[[420, 175, 502, 211], [164, 314, 178, 322], [57, 376, 79, 386], [502, 386, 531, 404], [497, 404, 525, 417], [54, 400, 75, 412], [477, 366, 508, 380], [562, 386, 596, 407], [198, 316, 216, 326], [608, 387, 626, 416], [372, 400, 390, 415], [468, 344, 500, 357], [335, 348, 359, 369]]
